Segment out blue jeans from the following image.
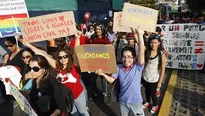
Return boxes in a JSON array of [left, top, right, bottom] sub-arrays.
[[120, 101, 144, 116], [71, 91, 89, 116]]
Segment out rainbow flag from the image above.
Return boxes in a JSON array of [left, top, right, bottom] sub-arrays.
[[0, 13, 28, 38]]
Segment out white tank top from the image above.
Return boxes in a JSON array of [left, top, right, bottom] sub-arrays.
[[143, 54, 160, 83]]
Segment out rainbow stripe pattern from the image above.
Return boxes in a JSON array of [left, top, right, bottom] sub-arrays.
[[0, 13, 28, 38]]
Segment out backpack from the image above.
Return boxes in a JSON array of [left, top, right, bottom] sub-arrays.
[[57, 78, 74, 116]]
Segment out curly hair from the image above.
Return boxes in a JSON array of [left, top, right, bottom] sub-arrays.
[[55, 47, 73, 73]]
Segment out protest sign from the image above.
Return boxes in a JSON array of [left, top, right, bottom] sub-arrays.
[[0, 0, 29, 38], [113, 12, 131, 32], [158, 24, 205, 70], [10, 82, 37, 116], [75, 44, 117, 73], [121, 3, 158, 32], [19, 11, 76, 43], [0, 65, 22, 94]]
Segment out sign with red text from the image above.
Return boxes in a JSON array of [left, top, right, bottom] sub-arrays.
[[19, 11, 76, 42], [113, 12, 131, 32], [158, 24, 205, 70], [75, 44, 117, 73], [121, 3, 158, 32]]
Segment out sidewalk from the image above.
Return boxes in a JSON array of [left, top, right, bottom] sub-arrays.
[[159, 70, 205, 116], [88, 68, 173, 116]]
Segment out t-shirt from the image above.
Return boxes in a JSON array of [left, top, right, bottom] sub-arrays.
[[56, 65, 83, 99], [70, 36, 90, 48], [107, 32, 116, 43], [143, 54, 160, 83], [91, 37, 110, 44], [112, 62, 144, 104], [86, 31, 95, 39]]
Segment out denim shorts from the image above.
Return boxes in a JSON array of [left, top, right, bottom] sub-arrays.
[[120, 101, 144, 116]]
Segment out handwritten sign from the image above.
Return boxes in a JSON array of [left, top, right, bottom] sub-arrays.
[[121, 3, 158, 32], [158, 24, 205, 70], [75, 44, 117, 73], [113, 12, 131, 32], [10, 82, 37, 116], [19, 11, 76, 43], [0, 0, 29, 38]]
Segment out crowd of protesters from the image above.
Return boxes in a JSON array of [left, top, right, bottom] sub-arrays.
[[0, 12, 204, 116]]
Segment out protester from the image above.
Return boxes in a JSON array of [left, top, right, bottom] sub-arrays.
[[96, 27, 145, 116], [20, 48, 35, 91], [196, 14, 205, 24], [85, 25, 95, 39], [19, 38, 90, 116], [113, 32, 128, 64], [28, 55, 66, 116], [90, 23, 110, 99], [0, 36, 26, 116], [142, 35, 167, 114]]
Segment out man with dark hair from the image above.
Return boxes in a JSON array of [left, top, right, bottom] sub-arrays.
[[196, 14, 205, 24]]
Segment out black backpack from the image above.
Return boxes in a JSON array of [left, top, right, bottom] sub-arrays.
[[57, 78, 74, 116]]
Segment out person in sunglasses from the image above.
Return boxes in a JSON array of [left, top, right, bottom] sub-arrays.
[[19, 38, 90, 116], [0, 36, 26, 116], [142, 35, 167, 114], [28, 55, 66, 116], [85, 25, 95, 39]]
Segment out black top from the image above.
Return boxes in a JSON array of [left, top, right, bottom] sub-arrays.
[[29, 76, 66, 116], [7, 50, 26, 75]]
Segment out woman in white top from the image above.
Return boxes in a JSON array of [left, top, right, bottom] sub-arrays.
[[142, 35, 167, 114]]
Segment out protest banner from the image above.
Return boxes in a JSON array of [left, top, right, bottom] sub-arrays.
[[158, 24, 205, 70], [9, 82, 37, 116], [75, 44, 117, 73], [113, 12, 131, 32], [0, 0, 29, 38], [19, 11, 76, 43], [121, 3, 158, 32]]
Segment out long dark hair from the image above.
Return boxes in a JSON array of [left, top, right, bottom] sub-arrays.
[[29, 55, 50, 81], [56, 47, 73, 73], [4, 36, 23, 47], [90, 23, 107, 40], [145, 35, 162, 70]]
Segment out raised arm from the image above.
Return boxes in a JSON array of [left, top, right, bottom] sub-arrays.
[[131, 27, 145, 65], [18, 35, 57, 68]]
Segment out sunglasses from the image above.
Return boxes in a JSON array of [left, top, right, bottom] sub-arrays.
[[22, 55, 32, 60], [5, 45, 13, 48], [150, 35, 160, 39], [90, 28, 94, 29], [28, 66, 42, 72], [58, 55, 69, 60]]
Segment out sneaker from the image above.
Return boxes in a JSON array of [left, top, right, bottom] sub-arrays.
[[151, 106, 159, 114], [143, 102, 150, 109], [156, 89, 160, 97]]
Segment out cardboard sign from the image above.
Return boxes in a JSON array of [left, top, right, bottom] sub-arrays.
[[75, 44, 117, 73], [113, 12, 131, 32], [10, 82, 37, 116], [121, 3, 158, 32], [0, 0, 29, 38], [158, 24, 205, 70], [19, 11, 76, 43]]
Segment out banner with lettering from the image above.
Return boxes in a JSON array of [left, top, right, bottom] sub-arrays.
[[158, 24, 205, 70], [121, 2, 158, 32], [75, 44, 117, 73], [0, 0, 29, 38], [9, 82, 37, 116], [19, 11, 76, 43]]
